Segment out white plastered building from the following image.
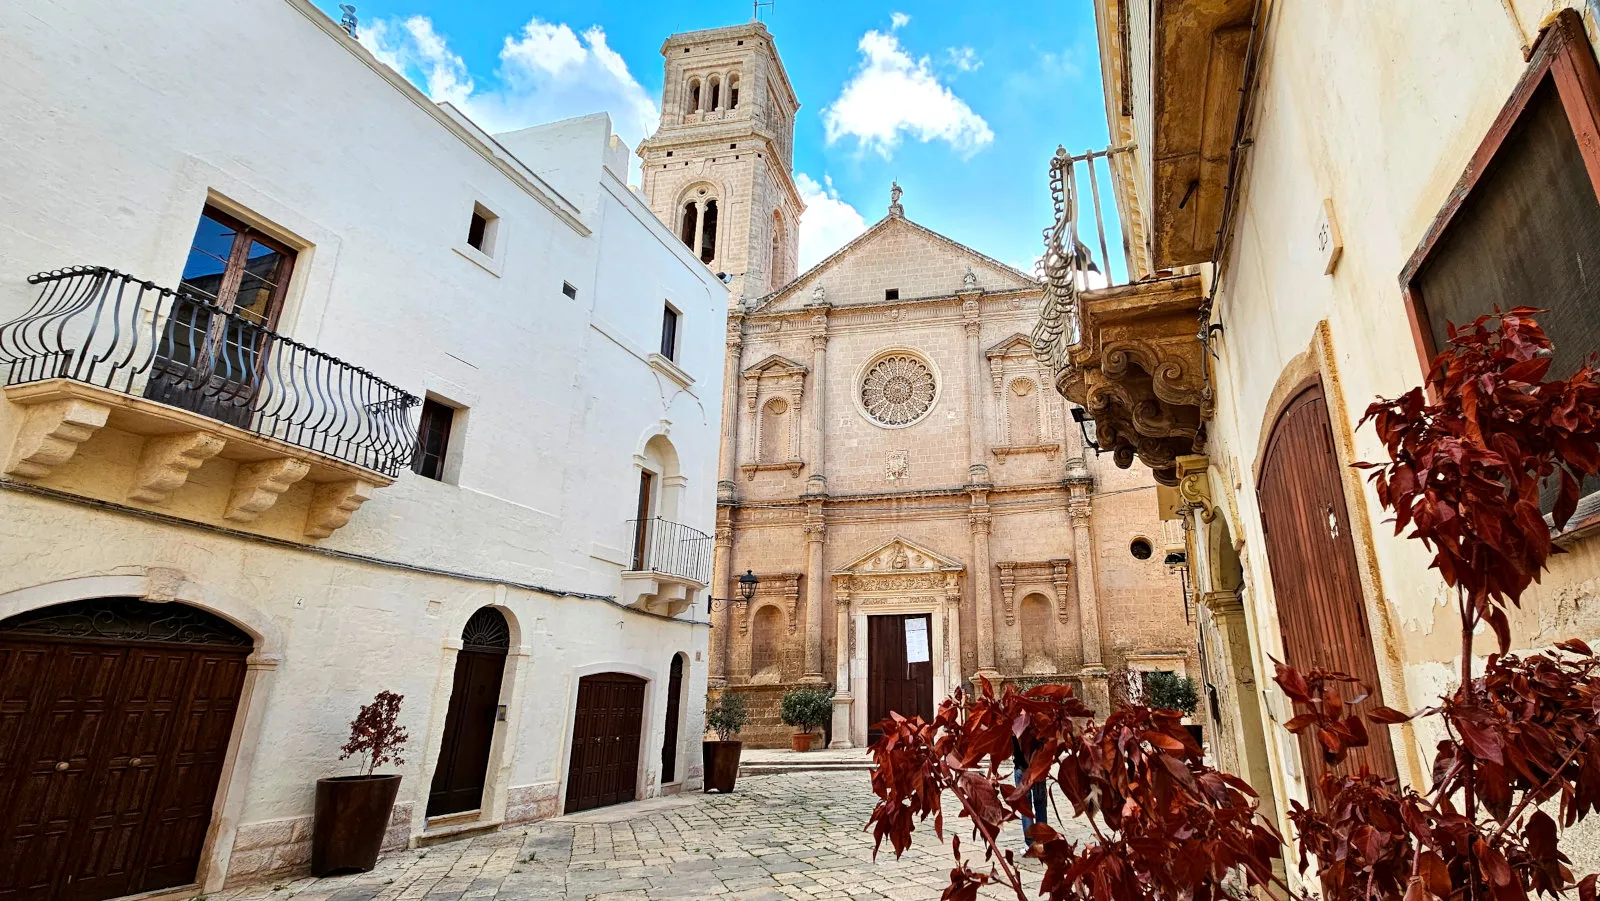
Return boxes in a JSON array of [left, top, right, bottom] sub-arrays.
[[0, 0, 727, 895]]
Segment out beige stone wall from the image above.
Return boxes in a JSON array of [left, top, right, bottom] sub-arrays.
[[710, 215, 1198, 747]]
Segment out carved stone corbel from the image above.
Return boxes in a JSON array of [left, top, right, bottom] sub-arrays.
[[304, 479, 378, 539], [4, 397, 111, 479], [997, 562, 1017, 626], [128, 431, 226, 504], [1050, 558, 1072, 624], [1175, 454, 1217, 523], [225, 458, 310, 523]]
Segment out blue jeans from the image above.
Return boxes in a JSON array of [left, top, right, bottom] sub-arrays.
[[1014, 762, 1048, 844]]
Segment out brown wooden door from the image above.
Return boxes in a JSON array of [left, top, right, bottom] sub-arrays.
[[428, 608, 509, 818], [866, 614, 934, 744], [1259, 385, 1399, 796], [0, 599, 249, 901], [565, 674, 646, 814], [660, 655, 685, 784]]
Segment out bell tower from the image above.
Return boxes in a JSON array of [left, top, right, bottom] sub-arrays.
[[639, 23, 804, 303]]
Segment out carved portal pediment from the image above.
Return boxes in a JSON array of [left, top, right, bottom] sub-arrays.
[[1051, 273, 1211, 486], [832, 537, 963, 596], [742, 354, 808, 380], [984, 333, 1035, 361]]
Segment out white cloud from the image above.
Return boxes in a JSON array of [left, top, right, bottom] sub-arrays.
[[796, 173, 869, 271], [945, 47, 981, 73], [890, 12, 911, 29], [359, 15, 659, 150], [822, 29, 994, 159]]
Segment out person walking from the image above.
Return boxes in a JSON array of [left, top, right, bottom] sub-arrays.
[[1012, 737, 1049, 850]]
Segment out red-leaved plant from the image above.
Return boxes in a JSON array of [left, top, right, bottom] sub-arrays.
[[863, 311, 1600, 901], [340, 690, 410, 778]]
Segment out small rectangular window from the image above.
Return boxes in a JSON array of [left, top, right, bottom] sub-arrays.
[[562, 281, 578, 299], [660, 304, 680, 361], [412, 398, 456, 481], [465, 202, 499, 256], [885, 288, 900, 301], [467, 212, 488, 250]]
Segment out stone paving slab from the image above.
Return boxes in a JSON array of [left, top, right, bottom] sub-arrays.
[[214, 771, 1090, 901]]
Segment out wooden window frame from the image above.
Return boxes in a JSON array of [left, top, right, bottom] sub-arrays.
[[1399, 9, 1600, 376], [412, 397, 457, 482], [660, 303, 680, 362], [183, 204, 296, 330]]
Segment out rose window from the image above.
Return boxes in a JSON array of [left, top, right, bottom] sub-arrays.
[[861, 354, 937, 426]]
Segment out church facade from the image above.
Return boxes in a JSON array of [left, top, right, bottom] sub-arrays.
[[640, 24, 1200, 748]]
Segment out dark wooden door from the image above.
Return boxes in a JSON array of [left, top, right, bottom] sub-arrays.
[[0, 599, 249, 901], [428, 608, 509, 818], [565, 674, 646, 814], [1259, 385, 1399, 797], [866, 614, 934, 744], [660, 655, 685, 784]]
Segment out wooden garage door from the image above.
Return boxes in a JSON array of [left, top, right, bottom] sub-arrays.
[[564, 674, 645, 814], [0, 599, 250, 901], [1258, 385, 1399, 797]]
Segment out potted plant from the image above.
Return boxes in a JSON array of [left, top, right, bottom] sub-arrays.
[[779, 687, 832, 752], [702, 691, 748, 793], [312, 691, 409, 876], [1140, 671, 1201, 745]]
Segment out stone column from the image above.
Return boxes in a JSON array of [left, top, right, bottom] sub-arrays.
[[802, 503, 827, 683], [710, 516, 734, 687], [691, 200, 705, 259], [1067, 471, 1108, 711], [1203, 590, 1281, 828], [969, 490, 998, 679], [830, 580, 854, 748], [720, 316, 744, 496], [961, 296, 990, 484], [804, 303, 830, 493]]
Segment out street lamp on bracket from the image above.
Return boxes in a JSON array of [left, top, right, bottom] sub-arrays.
[[707, 570, 759, 614], [1071, 406, 1102, 454]]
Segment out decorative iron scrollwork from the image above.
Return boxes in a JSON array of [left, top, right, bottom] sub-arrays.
[[0, 597, 252, 648], [461, 606, 511, 652]]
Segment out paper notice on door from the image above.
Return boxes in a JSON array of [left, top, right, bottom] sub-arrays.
[[904, 617, 930, 663]]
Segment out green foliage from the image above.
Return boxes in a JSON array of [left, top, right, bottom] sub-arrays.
[[705, 692, 749, 741], [1142, 671, 1199, 716], [779, 687, 833, 734]]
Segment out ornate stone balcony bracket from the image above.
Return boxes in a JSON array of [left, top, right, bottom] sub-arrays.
[[305, 479, 380, 539], [4, 393, 111, 479], [225, 458, 311, 523], [129, 431, 226, 504], [1051, 274, 1211, 485]]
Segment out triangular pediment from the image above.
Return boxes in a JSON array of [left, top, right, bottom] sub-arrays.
[[985, 333, 1036, 360], [748, 215, 1039, 315], [742, 353, 808, 378], [837, 537, 964, 576]]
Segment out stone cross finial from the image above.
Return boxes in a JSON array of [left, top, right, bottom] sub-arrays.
[[889, 181, 904, 217]]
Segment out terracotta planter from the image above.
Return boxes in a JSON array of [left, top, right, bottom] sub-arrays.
[[702, 740, 742, 793], [311, 774, 401, 876], [790, 732, 818, 752]]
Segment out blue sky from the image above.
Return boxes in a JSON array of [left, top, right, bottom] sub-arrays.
[[317, 0, 1114, 273]]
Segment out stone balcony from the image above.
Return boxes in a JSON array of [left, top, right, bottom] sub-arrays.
[[1032, 148, 1212, 486], [621, 516, 712, 616], [0, 266, 418, 540]]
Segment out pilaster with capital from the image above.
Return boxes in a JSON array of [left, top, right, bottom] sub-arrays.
[[719, 314, 745, 503], [804, 302, 830, 493], [802, 504, 827, 682], [961, 295, 991, 484], [1067, 493, 1103, 670], [830, 580, 854, 748], [969, 489, 997, 676], [710, 516, 734, 687]]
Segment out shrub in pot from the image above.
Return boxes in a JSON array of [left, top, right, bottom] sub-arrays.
[[312, 691, 409, 876], [702, 692, 748, 793], [779, 687, 833, 752]]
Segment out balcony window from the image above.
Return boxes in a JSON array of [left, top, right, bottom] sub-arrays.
[[412, 398, 457, 481]]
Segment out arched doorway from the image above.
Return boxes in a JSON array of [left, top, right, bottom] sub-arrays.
[[660, 653, 687, 784], [565, 673, 646, 813], [1258, 384, 1398, 795], [427, 607, 509, 818], [0, 598, 252, 901]]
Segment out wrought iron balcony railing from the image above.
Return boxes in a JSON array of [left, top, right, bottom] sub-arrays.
[[1032, 145, 1136, 374], [0, 266, 419, 476], [626, 517, 713, 585]]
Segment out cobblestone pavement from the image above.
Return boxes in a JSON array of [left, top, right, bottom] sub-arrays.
[[218, 770, 1092, 901]]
